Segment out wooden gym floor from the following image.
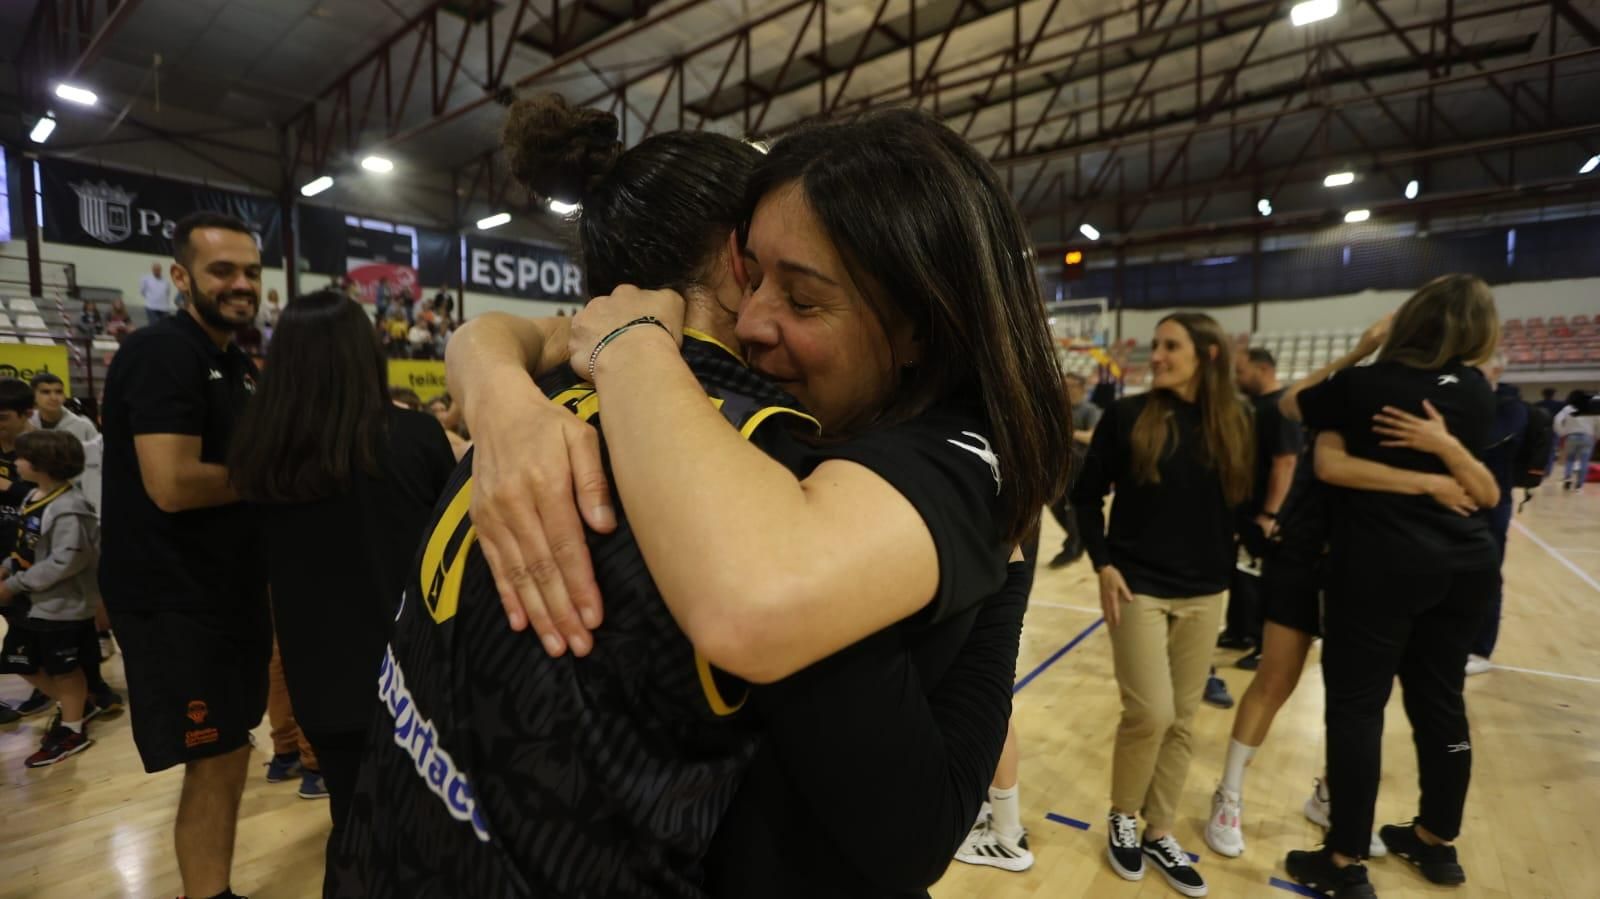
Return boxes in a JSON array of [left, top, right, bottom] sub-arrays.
[[2, 488, 1596, 898]]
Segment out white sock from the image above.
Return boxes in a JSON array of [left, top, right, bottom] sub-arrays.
[[990, 784, 1022, 840], [1220, 739, 1256, 796], [61, 718, 83, 734]]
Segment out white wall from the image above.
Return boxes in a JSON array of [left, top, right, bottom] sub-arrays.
[[1112, 276, 1600, 339]]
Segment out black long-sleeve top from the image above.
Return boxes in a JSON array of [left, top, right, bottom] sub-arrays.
[[1070, 393, 1237, 597], [704, 560, 1032, 898]]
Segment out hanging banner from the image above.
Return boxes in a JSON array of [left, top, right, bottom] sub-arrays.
[[463, 233, 584, 302], [349, 262, 421, 308], [38, 158, 283, 262], [388, 359, 447, 402], [346, 226, 420, 307], [0, 343, 72, 395]]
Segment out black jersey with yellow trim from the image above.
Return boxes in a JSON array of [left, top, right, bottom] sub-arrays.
[[330, 333, 817, 899]]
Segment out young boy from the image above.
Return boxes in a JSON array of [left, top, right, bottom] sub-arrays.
[[0, 430, 102, 766]]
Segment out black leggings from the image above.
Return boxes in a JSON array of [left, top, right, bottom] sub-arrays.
[[1322, 559, 1495, 857], [300, 727, 368, 862]]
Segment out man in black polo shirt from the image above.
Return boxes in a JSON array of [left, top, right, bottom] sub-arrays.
[[1219, 348, 1302, 662], [100, 211, 264, 899]]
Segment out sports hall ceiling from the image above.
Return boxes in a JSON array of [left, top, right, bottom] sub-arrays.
[[5, 0, 1600, 254]]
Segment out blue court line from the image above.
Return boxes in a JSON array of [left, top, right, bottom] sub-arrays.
[[1013, 617, 1105, 694], [1269, 877, 1320, 897], [1045, 812, 1090, 830]]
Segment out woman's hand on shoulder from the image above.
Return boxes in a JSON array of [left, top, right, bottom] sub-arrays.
[[466, 373, 614, 657], [568, 286, 687, 381], [1372, 399, 1461, 457]]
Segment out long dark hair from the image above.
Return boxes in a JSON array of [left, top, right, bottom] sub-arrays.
[[229, 290, 390, 502], [503, 93, 760, 295], [1130, 313, 1255, 505], [744, 107, 1070, 542]]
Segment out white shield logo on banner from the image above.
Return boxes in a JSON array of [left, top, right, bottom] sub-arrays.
[[70, 180, 137, 244]]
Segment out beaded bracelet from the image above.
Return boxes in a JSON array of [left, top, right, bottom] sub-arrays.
[[587, 315, 672, 383]]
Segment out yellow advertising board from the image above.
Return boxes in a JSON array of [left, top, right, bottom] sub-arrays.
[[0, 343, 72, 396], [388, 359, 447, 402]]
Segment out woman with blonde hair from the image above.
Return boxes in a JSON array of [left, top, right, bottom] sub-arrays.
[[1280, 273, 1501, 898], [1073, 311, 1254, 897]]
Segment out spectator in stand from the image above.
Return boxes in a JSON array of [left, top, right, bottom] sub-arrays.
[[77, 302, 105, 338], [1536, 387, 1565, 418], [431, 286, 453, 319], [262, 289, 282, 345], [407, 319, 433, 359], [139, 262, 176, 323], [388, 387, 422, 411], [432, 319, 452, 361], [105, 297, 133, 341]]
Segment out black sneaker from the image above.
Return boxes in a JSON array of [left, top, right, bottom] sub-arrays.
[[1142, 834, 1207, 897], [1285, 847, 1378, 898], [1203, 673, 1234, 709], [16, 689, 51, 717], [1216, 632, 1255, 650], [1236, 648, 1262, 671], [1106, 811, 1144, 881], [0, 704, 19, 725], [1379, 821, 1465, 885], [91, 689, 125, 717]]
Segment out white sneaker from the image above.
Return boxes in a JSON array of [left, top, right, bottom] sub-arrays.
[[98, 632, 116, 661], [1465, 654, 1492, 676], [1304, 778, 1388, 858], [954, 818, 1034, 872], [1204, 787, 1245, 858]]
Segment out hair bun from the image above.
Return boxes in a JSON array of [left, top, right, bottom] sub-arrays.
[[503, 93, 622, 204]]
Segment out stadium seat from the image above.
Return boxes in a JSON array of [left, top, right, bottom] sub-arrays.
[[1503, 318, 1523, 331], [8, 298, 39, 314], [16, 314, 49, 333]]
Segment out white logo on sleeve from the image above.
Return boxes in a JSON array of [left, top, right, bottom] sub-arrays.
[[1437, 374, 1459, 386], [947, 431, 1002, 494], [208, 369, 224, 381]]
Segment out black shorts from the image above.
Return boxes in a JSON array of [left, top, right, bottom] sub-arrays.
[[108, 600, 271, 773], [1259, 548, 1324, 637], [0, 616, 96, 675]]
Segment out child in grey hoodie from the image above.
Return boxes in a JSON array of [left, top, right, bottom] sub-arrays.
[[0, 430, 100, 767]]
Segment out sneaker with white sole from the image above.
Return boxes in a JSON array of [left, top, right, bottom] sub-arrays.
[[1304, 778, 1388, 858], [1204, 787, 1245, 858], [1107, 811, 1144, 880], [954, 819, 1034, 872], [1465, 654, 1492, 676], [1142, 833, 1207, 897]]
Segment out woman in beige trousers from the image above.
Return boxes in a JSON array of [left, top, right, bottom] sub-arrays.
[[1070, 312, 1255, 898]]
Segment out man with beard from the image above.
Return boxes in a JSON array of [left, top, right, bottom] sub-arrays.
[[99, 212, 265, 899]]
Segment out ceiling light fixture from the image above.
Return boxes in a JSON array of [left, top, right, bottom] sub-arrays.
[[1290, 0, 1338, 27], [476, 212, 512, 230], [548, 199, 579, 215], [29, 115, 56, 144], [1404, 179, 1419, 199], [299, 175, 334, 197], [54, 83, 98, 106], [1344, 209, 1371, 223], [360, 155, 394, 173], [1581, 154, 1600, 175], [1079, 223, 1101, 241], [1257, 198, 1273, 216], [1323, 171, 1355, 188]]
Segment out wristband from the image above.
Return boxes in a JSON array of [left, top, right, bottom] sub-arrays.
[[587, 315, 671, 383]]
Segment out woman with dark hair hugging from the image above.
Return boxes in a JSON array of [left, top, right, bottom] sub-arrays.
[[332, 97, 1070, 898]]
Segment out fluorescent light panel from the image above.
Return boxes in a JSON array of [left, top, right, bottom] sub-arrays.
[[29, 116, 56, 143], [299, 176, 334, 197], [360, 155, 394, 173], [1290, 0, 1338, 27], [1344, 209, 1371, 223], [1581, 154, 1600, 175], [1079, 223, 1101, 241], [54, 83, 98, 106], [548, 199, 579, 215], [477, 212, 512, 230], [1405, 179, 1419, 199], [1257, 198, 1273, 216], [1323, 171, 1355, 188]]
